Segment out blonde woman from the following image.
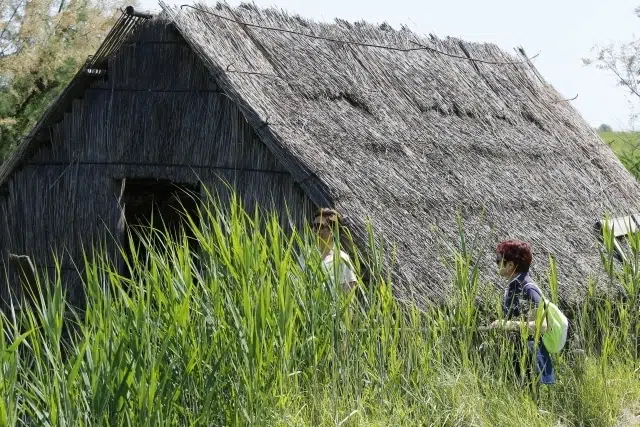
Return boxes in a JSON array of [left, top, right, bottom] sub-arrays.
[[310, 208, 357, 292]]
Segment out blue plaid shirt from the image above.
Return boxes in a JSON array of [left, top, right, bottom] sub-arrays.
[[502, 272, 555, 385]]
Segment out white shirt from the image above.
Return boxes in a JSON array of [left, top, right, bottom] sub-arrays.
[[321, 249, 357, 290], [299, 247, 357, 291]]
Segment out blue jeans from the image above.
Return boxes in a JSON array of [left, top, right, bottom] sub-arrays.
[[514, 340, 555, 385]]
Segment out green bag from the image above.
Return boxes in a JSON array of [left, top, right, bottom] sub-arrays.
[[524, 284, 568, 354]]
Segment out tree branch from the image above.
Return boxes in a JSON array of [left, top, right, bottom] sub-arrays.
[[600, 56, 640, 100], [0, 0, 26, 57], [13, 77, 57, 117]]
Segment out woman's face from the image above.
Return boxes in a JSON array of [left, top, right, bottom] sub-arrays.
[[495, 256, 516, 278], [313, 216, 333, 246]]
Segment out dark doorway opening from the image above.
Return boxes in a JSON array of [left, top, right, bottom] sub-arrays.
[[118, 178, 200, 277]]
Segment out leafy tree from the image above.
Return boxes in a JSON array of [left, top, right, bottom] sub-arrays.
[[598, 124, 613, 132], [0, 0, 130, 160]]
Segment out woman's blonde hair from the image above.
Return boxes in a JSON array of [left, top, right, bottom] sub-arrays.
[[313, 207, 342, 227]]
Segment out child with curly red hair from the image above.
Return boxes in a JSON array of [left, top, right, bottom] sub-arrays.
[[490, 240, 555, 386]]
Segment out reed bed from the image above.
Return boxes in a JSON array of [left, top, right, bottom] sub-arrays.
[[1, 196, 639, 426]]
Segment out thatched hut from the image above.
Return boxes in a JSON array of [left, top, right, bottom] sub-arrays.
[[0, 3, 638, 307]]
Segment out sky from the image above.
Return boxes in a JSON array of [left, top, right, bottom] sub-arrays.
[[140, 0, 640, 130]]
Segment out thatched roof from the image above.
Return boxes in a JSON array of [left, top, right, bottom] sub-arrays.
[[161, 2, 640, 302], [3, 3, 639, 303]]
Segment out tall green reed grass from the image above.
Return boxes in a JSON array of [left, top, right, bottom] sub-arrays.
[[0, 196, 639, 426]]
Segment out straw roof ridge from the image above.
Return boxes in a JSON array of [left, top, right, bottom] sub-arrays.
[[167, 2, 582, 136]]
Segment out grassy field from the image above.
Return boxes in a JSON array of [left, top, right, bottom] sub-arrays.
[[599, 131, 640, 178], [600, 131, 640, 155], [1, 199, 639, 426]]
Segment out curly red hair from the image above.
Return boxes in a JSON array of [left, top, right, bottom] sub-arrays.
[[496, 240, 532, 273]]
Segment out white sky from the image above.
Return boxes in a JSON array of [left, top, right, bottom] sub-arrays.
[[140, 0, 640, 130]]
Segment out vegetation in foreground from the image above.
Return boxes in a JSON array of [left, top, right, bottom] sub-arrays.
[[1, 198, 639, 426]]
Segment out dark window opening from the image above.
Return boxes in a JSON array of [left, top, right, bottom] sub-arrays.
[[117, 178, 200, 277]]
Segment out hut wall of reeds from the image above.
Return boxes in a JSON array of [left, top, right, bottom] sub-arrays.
[[0, 16, 314, 306]]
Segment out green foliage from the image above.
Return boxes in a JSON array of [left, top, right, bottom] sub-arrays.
[[600, 131, 640, 179], [0, 0, 128, 160], [0, 195, 639, 425]]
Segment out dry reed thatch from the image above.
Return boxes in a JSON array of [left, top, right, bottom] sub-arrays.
[[1, 2, 638, 306], [162, 2, 640, 303]]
